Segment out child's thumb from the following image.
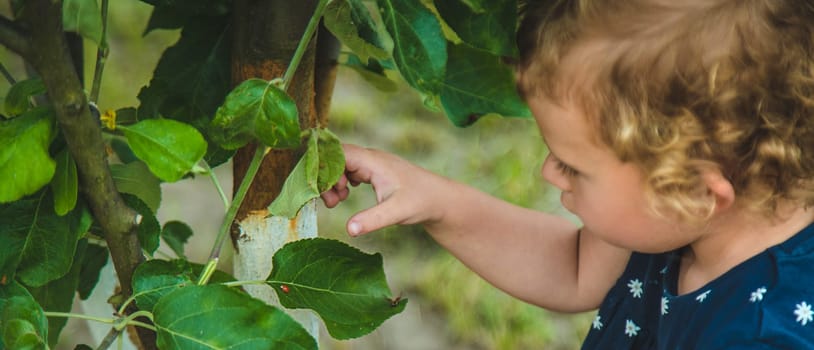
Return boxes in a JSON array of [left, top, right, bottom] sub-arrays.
[[346, 198, 404, 236]]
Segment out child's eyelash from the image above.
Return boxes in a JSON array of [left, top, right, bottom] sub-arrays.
[[555, 159, 579, 177]]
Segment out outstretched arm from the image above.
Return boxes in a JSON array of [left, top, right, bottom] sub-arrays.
[[322, 145, 630, 312]]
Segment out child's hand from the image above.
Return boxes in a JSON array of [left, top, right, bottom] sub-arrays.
[[321, 144, 448, 236]]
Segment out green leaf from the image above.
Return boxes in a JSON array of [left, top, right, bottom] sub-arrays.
[[154, 284, 317, 350], [377, 0, 447, 95], [27, 239, 87, 347], [0, 107, 56, 203], [4, 78, 45, 116], [110, 161, 162, 213], [440, 44, 531, 126], [324, 0, 391, 63], [137, 16, 231, 129], [132, 259, 233, 313], [62, 0, 103, 43], [161, 221, 192, 259], [77, 243, 107, 300], [456, 0, 487, 12], [121, 194, 160, 256], [343, 54, 398, 92], [0, 192, 86, 288], [51, 149, 78, 216], [315, 128, 345, 192], [268, 134, 319, 218], [110, 138, 139, 164], [435, 0, 519, 57], [0, 281, 48, 350], [210, 79, 301, 150], [268, 128, 344, 218], [139, 0, 230, 17], [142, 0, 230, 34], [119, 119, 207, 183], [268, 238, 407, 339]]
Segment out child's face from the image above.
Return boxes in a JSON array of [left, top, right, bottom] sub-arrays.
[[529, 95, 700, 253]]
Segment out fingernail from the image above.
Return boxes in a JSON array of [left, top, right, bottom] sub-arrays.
[[348, 221, 361, 236]]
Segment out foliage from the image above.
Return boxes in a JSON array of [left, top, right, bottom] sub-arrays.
[[0, 0, 530, 348]]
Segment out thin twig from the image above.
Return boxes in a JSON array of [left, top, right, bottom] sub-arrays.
[[205, 146, 267, 263], [95, 328, 122, 350], [89, 0, 110, 103], [0, 15, 31, 57], [281, 0, 329, 91], [0, 61, 16, 85]]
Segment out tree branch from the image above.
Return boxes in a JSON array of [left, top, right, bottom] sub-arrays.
[[21, 1, 155, 347], [0, 14, 31, 58]]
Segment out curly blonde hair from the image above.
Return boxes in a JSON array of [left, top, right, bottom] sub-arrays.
[[517, 0, 814, 221]]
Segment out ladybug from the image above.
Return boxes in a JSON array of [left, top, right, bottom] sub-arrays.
[[280, 284, 290, 293]]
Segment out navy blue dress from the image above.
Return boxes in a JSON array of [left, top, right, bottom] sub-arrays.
[[581, 223, 814, 349]]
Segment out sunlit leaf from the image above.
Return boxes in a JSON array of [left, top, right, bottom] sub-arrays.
[[268, 128, 344, 218], [0, 192, 87, 287], [132, 259, 233, 313], [268, 238, 407, 339], [51, 149, 78, 216], [0, 107, 55, 203], [161, 221, 192, 259], [315, 128, 345, 192], [268, 134, 318, 218], [377, 0, 447, 95], [62, 0, 102, 43], [77, 243, 107, 300], [440, 44, 531, 126], [154, 284, 317, 349], [324, 0, 390, 63], [110, 161, 162, 213], [435, 0, 518, 57], [121, 194, 160, 256], [4, 78, 45, 117], [120, 119, 207, 183], [0, 282, 48, 350], [210, 79, 301, 150]]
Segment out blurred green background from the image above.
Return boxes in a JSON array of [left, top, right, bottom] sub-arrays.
[[1, 1, 594, 349]]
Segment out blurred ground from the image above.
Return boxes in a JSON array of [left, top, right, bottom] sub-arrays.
[[2, 1, 595, 348]]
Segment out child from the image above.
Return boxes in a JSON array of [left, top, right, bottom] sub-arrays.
[[321, 0, 814, 348]]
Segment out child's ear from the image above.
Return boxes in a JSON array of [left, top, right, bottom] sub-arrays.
[[701, 167, 735, 213]]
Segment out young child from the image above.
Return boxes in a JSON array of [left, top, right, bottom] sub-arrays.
[[321, 0, 814, 348]]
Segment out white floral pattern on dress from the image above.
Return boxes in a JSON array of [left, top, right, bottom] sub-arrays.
[[661, 296, 669, 315], [696, 290, 711, 303], [628, 279, 643, 298], [593, 315, 603, 330], [795, 301, 813, 326], [625, 319, 640, 337], [749, 287, 767, 303]]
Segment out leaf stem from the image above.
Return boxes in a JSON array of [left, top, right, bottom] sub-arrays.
[[203, 145, 268, 278], [203, 160, 230, 211], [221, 279, 269, 288], [281, 0, 329, 91], [89, 0, 110, 103], [116, 310, 154, 331], [43, 311, 115, 324]]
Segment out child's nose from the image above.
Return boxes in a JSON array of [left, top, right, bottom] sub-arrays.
[[541, 155, 572, 192]]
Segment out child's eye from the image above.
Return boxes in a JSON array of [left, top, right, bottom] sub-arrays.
[[555, 159, 579, 177]]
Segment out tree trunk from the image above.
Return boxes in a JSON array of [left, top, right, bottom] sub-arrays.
[[229, 0, 339, 338]]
